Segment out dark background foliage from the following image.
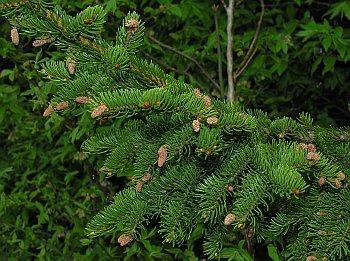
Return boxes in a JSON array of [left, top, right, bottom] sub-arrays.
[[1, 0, 349, 260]]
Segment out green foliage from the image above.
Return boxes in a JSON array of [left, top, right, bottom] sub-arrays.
[[1, 1, 350, 261]]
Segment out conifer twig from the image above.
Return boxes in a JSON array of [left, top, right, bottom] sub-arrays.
[[147, 35, 221, 92]]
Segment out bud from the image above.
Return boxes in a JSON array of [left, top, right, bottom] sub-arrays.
[[66, 59, 76, 74], [307, 152, 320, 162], [158, 145, 167, 167], [206, 117, 219, 125], [297, 143, 308, 150], [136, 181, 143, 192], [194, 88, 202, 98], [141, 172, 151, 182], [203, 95, 211, 107], [307, 143, 316, 152], [318, 177, 326, 186], [125, 18, 139, 34], [224, 213, 237, 226], [76, 96, 90, 104], [144, 100, 151, 108], [33, 37, 50, 47], [227, 185, 234, 192], [55, 101, 69, 110], [192, 119, 200, 132], [333, 180, 342, 189], [336, 171, 346, 179], [117, 234, 133, 246], [237, 223, 244, 229], [11, 28, 19, 45], [43, 105, 54, 117], [91, 104, 109, 118]]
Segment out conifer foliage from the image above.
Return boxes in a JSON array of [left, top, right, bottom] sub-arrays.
[[2, 1, 350, 260]]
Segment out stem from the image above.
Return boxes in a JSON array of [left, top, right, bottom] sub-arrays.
[[213, 4, 224, 99], [147, 35, 221, 93], [235, 0, 265, 79], [225, 0, 235, 102]]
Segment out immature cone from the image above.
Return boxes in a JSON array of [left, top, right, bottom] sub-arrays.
[[206, 117, 219, 125], [333, 180, 342, 189], [11, 28, 19, 45], [125, 18, 139, 34], [318, 176, 326, 186], [141, 172, 151, 182], [33, 38, 50, 47], [55, 101, 69, 111], [192, 119, 200, 132], [91, 104, 109, 118], [66, 59, 76, 74], [75, 96, 90, 104], [117, 234, 133, 246], [307, 152, 321, 162], [224, 213, 236, 226], [336, 171, 346, 179], [203, 95, 212, 107], [297, 143, 308, 150], [306, 256, 317, 261], [307, 143, 316, 152], [136, 181, 143, 192], [227, 185, 234, 192], [158, 145, 167, 167], [194, 88, 202, 98], [43, 105, 54, 117]]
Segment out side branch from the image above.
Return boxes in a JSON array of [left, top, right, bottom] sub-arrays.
[[234, 0, 265, 79], [147, 35, 221, 92]]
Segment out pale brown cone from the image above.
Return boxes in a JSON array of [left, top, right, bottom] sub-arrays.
[[136, 181, 143, 192], [306, 256, 317, 261], [224, 213, 236, 226], [206, 117, 219, 125], [117, 234, 133, 246], [192, 119, 200, 132], [11, 28, 19, 45], [125, 18, 139, 34], [318, 177, 326, 185], [91, 104, 109, 118], [203, 95, 211, 107], [141, 172, 151, 182], [55, 101, 69, 111], [334, 180, 342, 188], [33, 38, 50, 47], [76, 96, 90, 104], [158, 145, 167, 167], [43, 105, 54, 117], [66, 59, 75, 74], [307, 152, 320, 162], [336, 171, 346, 179], [194, 88, 202, 98]]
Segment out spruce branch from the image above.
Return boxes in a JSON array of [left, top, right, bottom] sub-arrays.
[[2, 2, 350, 260]]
